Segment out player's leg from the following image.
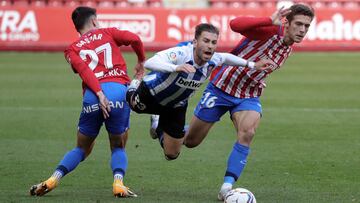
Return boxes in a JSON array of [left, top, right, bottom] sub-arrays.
[[162, 133, 184, 160], [184, 83, 228, 148], [183, 116, 214, 148], [108, 131, 137, 198], [30, 88, 103, 196], [126, 81, 162, 142], [126, 81, 149, 113], [218, 97, 262, 201], [103, 82, 137, 197], [158, 105, 187, 160]]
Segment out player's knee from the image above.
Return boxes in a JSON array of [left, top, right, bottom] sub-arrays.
[[184, 139, 199, 148], [164, 152, 180, 161], [238, 128, 256, 144], [109, 132, 128, 149]]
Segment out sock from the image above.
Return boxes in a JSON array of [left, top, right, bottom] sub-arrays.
[[128, 79, 140, 90], [114, 173, 123, 181], [56, 147, 85, 177], [111, 148, 127, 180], [224, 142, 250, 185], [50, 170, 63, 182], [156, 128, 164, 149], [183, 124, 189, 134], [151, 116, 159, 130]]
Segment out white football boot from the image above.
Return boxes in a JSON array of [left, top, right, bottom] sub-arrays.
[[217, 183, 232, 201]]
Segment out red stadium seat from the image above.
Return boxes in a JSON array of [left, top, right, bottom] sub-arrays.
[[114, 0, 129, 8], [30, 0, 47, 7], [128, 0, 147, 7], [328, 1, 341, 8], [244, 1, 260, 8], [47, 0, 64, 7], [148, 0, 162, 7], [229, 2, 245, 8], [344, 1, 359, 9], [12, 0, 29, 7], [0, 0, 11, 6], [82, 0, 97, 7], [98, 0, 114, 8], [63, 0, 80, 7], [210, 1, 228, 8]]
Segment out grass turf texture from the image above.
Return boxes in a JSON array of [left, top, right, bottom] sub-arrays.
[[0, 52, 359, 202]]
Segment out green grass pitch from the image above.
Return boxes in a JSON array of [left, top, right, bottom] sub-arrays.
[[0, 52, 359, 202]]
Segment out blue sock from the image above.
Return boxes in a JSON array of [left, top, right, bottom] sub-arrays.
[[224, 142, 250, 184], [56, 147, 85, 176], [111, 148, 127, 177]]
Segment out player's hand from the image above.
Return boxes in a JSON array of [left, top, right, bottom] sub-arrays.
[[254, 59, 277, 71], [175, 64, 196, 73], [96, 91, 111, 119], [271, 6, 292, 26], [134, 61, 145, 80]]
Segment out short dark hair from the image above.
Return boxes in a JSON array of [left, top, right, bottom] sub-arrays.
[[71, 6, 97, 32], [194, 23, 219, 39], [286, 4, 315, 22]]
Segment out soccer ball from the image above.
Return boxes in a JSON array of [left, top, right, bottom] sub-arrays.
[[224, 188, 256, 203]]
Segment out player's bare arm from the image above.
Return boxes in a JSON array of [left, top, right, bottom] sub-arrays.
[[133, 61, 145, 80]]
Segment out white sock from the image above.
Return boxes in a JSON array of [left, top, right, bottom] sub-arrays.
[[114, 174, 123, 181], [128, 79, 140, 90], [51, 170, 63, 182]]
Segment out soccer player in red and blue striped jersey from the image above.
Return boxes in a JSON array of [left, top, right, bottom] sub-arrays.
[[183, 4, 315, 200]]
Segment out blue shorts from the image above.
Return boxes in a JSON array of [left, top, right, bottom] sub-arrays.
[[78, 82, 130, 137], [194, 83, 262, 123]]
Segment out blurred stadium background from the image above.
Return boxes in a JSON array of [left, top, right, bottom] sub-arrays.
[[0, 0, 359, 202]]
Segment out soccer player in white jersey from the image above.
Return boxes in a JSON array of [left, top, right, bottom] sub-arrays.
[[182, 4, 315, 200], [126, 23, 273, 161]]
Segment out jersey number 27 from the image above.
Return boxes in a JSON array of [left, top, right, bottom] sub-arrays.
[[79, 43, 113, 70]]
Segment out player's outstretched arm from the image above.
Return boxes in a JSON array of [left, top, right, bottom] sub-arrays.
[[271, 6, 292, 26], [220, 53, 250, 67], [111, 28, 146, 79], [229, 13, 281, 40]]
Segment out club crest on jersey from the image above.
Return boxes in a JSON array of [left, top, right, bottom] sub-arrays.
[[167, 52, 177, 63], [175, 77, 202, 90]]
